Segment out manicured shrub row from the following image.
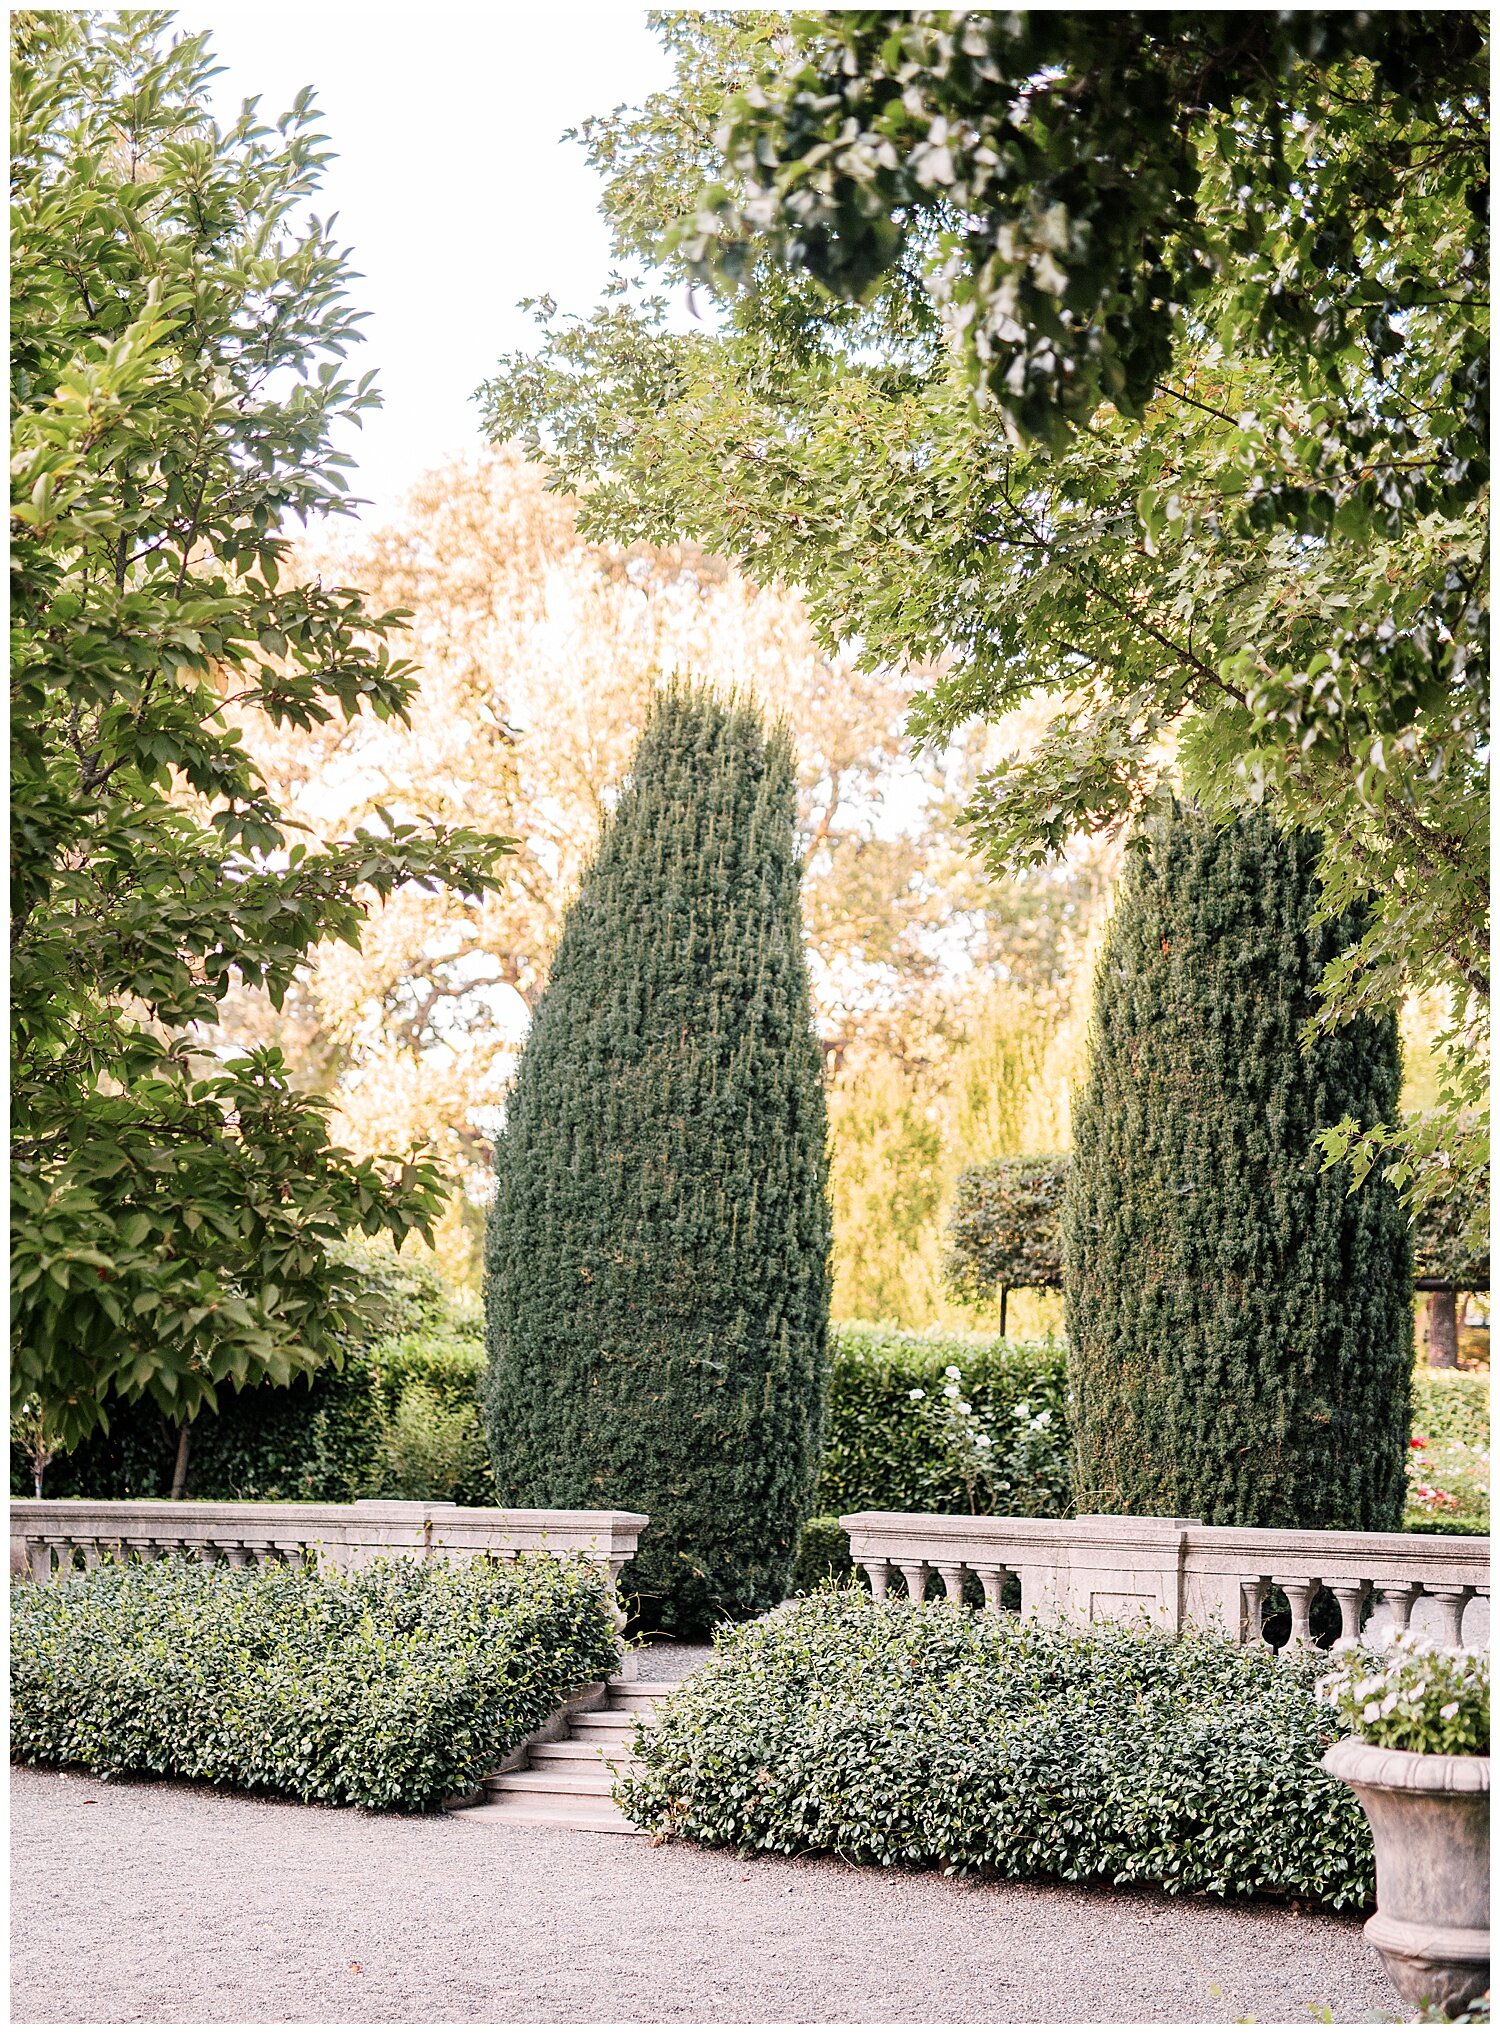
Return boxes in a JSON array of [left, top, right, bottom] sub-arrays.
[[9, 1355, 382, 1504], [616, 1591, 1374, 1908], [11, 1553, 618, 1811], [814, 1324, 1071, 1517], [20, 1295, 1485, 1547]]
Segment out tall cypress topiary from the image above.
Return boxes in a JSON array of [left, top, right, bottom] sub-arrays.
[[484, 688, 831, 1633], [1064, 804, 1411, 1530]]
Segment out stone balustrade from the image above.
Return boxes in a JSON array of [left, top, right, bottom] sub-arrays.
[[9, 1498, 649, 1659], [840, 1511, 1490, 1648]]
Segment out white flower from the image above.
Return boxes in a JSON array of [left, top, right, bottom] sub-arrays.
[[975, 1435, 992, 1449], [908, 1388, 925, 1402], [944, 1365, 962, 1379], [1363, 1701, 1382, 1722], [1440, 1701, 1461, 1720], [1013, 1402, 1031, 1421], [958, 1399, 972, 1414], [1031, 1410, 1052, 1430], [943, 1383, 961, 1399]]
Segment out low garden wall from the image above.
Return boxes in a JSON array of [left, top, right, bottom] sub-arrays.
[[9, 1497, 647, 1655], [842, 1511, 1490, 1646]]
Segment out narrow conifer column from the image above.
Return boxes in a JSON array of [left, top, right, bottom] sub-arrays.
[[1064, 804, 1412, 1530], [484, 688, 831, 1632]]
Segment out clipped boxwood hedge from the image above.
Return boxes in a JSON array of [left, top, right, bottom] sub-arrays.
[[616, 1591, 1373, 1909], [11, 1552, 618, 1811]]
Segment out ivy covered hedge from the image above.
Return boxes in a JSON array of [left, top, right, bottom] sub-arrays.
[[11, 1553, 617, 1812], [616, 1591, 1373, 1909]]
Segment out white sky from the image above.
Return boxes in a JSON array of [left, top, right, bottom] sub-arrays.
[[175, 3, 673, 521]]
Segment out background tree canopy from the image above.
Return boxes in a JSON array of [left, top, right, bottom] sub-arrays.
[[481, 9, 1488, 1238], [10, 11, 508, 1453]]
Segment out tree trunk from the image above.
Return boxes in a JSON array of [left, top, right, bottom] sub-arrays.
[[169, 1418, 193, 1500], [32, 1456, 45, 1499], [999, 1286, 1009, 1340], [1420, 1290, 1460, 1369]]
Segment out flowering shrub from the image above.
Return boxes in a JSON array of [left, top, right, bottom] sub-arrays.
[[818, 1326, 1071, 1517], [903, 1363, 1063, 1515], [1404, 1431, 1490, 1536], [1318, 1636, 1489, 1758], [11, 1553, 619, 1810], [617, 1590, 1374, 1909]]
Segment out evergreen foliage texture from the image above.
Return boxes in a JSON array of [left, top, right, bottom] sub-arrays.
[[483, 689, 832, 1632], [1064, 805, 1412, 1530]]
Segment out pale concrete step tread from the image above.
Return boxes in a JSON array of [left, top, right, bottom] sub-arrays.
[[491, 1769, 619, 1797], [452, 1800, 639, 1834], [530, 1742, 639, 1765], [607, 1679, 680, 1697], [569, 1712, 648, 1731]]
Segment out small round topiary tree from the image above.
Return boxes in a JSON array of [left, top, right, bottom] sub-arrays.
[[943, 1154, 1068, 1334], [1064, 803, 1412, 1531], [483, 687, 832, 1633]]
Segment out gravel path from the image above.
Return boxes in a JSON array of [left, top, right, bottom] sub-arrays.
[[11, 1765, 1401, 2025], [632, 1638, 716, 1680]]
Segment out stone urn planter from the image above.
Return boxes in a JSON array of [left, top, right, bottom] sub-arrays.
[[1323, 1737, 1489, 2015]]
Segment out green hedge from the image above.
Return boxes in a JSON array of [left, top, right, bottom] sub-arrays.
[[24, 1299, 1485, 1538], [815, 1325, 1072, 1517], [616, 1591, 1373, 1908], [11, 1553, 618, 1811], [1410, 1369, 1490, 1448]]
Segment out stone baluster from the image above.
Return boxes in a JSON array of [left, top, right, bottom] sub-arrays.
[[935, 1562, 968, 1610], [605, 1557, 629, 1634], [1274, 1575, 1320, 1646], [1374, 1581, 1421, 1637], [222, 1545, 249, 1569], [1240, 1575, 1273, 1645], [1425, 1586, 1473, 1647], [860, 1557, 890, 1601], [973, 1565, 1010, 1615], [1328, 1580, 1370, 1647], [897, 1561, 930, 1604]]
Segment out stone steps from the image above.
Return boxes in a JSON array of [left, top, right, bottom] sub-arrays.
[[451, 1674, 676, 1834]]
